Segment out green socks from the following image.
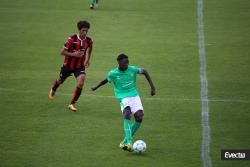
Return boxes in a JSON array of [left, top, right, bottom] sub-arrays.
[[123, 119, 132, 144], [90, 0, 96, 4], [121, 120, 142, 145], [131, 121, 141, 136]]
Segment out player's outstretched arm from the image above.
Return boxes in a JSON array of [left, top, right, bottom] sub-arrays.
[[140, 69, 156, 96], [91, 78, 108, 91]]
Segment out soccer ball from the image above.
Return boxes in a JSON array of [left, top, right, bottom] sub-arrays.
[[133, 140, 147, 153]]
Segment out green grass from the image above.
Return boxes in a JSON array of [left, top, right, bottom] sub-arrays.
[[204, 0, 250, 166], [0, 0, 250, 167]]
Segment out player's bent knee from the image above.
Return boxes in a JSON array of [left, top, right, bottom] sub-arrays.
[[77, 82, 84, 88], [77, 76, 85, 88], [134, 110, 144, 122], [123, 107, 132, 119]]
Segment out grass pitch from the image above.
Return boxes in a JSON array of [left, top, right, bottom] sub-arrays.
[[0, 0, 250, 167]]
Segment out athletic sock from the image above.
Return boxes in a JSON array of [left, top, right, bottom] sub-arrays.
[[71, 87, 82, 104], [123, 119, 132, 144], [131, 121, 141, 136], [52, 80, 60, 91], [90, 0, 96, 4], [120, 137, 127, 145]]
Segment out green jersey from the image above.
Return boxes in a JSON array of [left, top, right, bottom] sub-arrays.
[[107, 66, 141, 101]]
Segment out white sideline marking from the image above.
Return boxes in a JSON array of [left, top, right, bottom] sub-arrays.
[[198, 0, 213, 167], [0, 87, 249, 103]]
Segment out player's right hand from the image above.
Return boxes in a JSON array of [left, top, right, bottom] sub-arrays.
[[72, 51, 84, 57], [151, 88, 156, 96]]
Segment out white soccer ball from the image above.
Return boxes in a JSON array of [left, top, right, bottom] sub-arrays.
[[133, 140, 147, 153]]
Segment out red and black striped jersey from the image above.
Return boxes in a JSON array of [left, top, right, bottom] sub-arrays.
[[63, 34, 93, 69]]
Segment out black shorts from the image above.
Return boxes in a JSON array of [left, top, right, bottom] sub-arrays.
[[59, 66, 85, 80]]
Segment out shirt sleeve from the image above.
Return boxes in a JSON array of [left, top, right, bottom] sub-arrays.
[[64, 36, 73, 50], [89, 38, 93, 47], [107, 71, 114, 83], [130, 66, 141, 74]]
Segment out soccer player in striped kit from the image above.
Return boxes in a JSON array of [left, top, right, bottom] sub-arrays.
[[49, 20, 93, 112]]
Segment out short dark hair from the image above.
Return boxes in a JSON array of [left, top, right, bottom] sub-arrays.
[[117, 54, 128, 61], [77, 20, 90, 30]]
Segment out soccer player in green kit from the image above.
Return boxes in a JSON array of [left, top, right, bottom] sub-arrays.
[[91, 54, 156, 151]]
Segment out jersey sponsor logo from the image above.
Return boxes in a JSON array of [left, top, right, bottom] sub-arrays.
[[122, 81, 134, 88]]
